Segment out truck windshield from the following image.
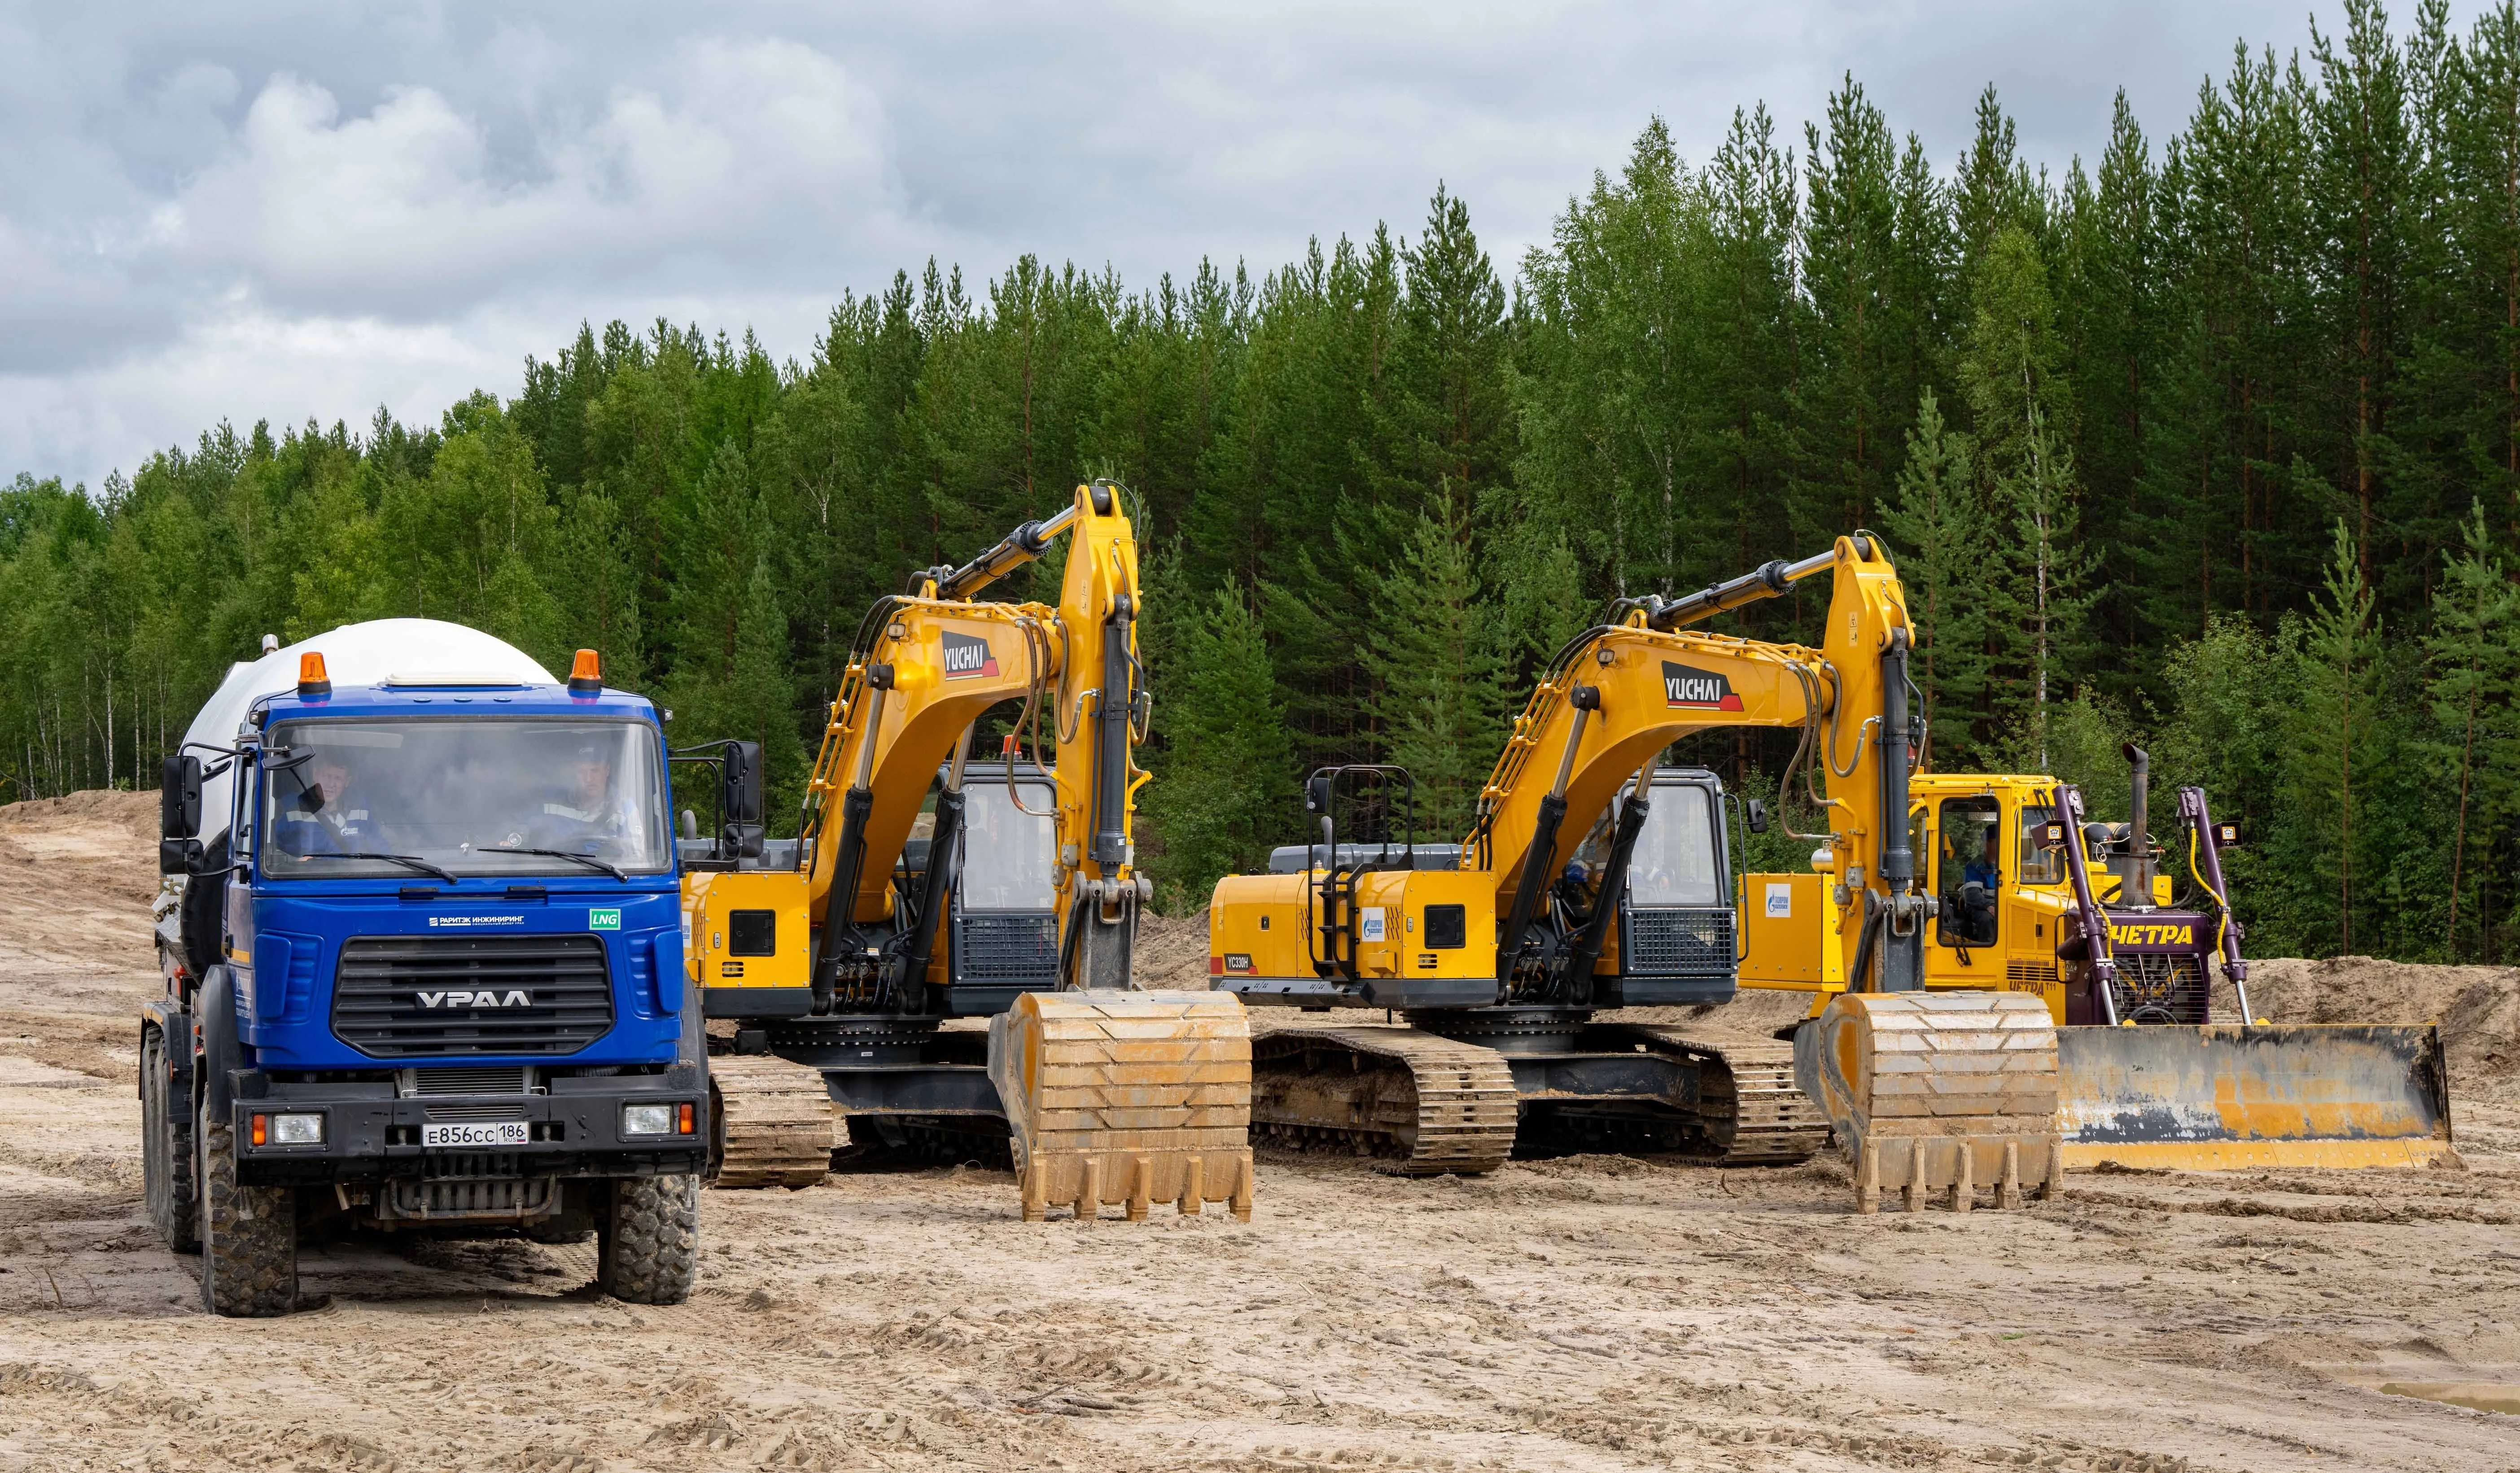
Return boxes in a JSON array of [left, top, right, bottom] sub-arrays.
[[260, 719, 670, 879], [1629, 783, 1723, 907], [960, 779, 1057, 910]]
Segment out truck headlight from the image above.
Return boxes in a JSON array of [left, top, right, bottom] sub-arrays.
[[253, 1112, 324, 1146], [622, 1103, 676, 1136]]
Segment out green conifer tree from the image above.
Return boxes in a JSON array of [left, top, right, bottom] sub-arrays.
[[1873, 390, 1987, 764], [1142, 585, 1295, 906], [1364, 498, 1512, 835]]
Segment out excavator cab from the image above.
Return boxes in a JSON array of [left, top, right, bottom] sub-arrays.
[[940, 761, 1061, 1011], [1571, 767, 1738, 1006]]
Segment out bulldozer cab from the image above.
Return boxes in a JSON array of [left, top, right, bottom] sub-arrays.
[[1906, 778, 2083, 1009]]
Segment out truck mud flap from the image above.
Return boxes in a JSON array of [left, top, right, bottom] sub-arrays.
[[2057, 1023, 2454, 1170], [988, 991, 1255, 1222]]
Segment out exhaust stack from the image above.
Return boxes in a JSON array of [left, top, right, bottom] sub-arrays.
[[2117, 742, 2153, 905]]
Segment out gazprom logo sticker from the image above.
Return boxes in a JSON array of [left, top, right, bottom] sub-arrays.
[[589, 908, 621, 931]]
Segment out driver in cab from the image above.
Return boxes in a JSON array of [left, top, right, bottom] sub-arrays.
[[275, 751, 379, 857], [512, 741, 627, 853], [1964, 827, 2002, 892]]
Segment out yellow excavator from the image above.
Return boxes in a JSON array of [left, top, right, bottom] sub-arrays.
[[682, 482, 1254, 1220], [1209, 534, 2065, 1196]]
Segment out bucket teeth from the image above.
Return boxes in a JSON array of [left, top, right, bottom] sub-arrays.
[[989, 992, 1256, 1222]]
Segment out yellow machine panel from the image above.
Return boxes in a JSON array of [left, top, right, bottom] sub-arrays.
[[1209, 868, 1498, 997], [683, 869, 813, 995], [1735, 873, 1843, 988]]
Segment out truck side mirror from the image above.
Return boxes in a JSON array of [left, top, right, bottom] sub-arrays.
[[1744, 799, 1768, 835], [1306, 772, 1333, 815], [162, 755, 202, 839], [719, 741, 765, 860], [159, 756, 205, 875]]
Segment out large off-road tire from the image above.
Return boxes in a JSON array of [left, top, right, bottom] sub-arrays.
[[140, 1027, 199, 1253], [197, 1112, 297, 1317], [596, 1174, 697, 1304]]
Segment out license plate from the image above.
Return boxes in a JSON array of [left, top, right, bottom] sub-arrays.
[[421, 1120, 529, 1148]]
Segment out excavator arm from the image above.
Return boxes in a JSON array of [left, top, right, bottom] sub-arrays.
[[801, 480, 1149, 998]]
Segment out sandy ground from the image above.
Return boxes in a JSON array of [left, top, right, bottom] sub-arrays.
[[1, 791, 2516, 1473]]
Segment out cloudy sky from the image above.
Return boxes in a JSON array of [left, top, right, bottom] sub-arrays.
[[0, 1, 2464, 492]]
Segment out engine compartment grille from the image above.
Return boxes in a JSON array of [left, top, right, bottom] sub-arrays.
[[956, 912, 1057, 985], [1623, 908, 1736, 978], [2109, 951, 2209, 1024], [332, 935, 612, 1058]]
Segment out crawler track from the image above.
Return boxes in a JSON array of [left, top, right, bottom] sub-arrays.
[[708, 1054, 841, 1189], [1614, 1027, 1833, 1164], [1251, 1024, 1520, 1174], [1252, 1021, 1829, 1170]]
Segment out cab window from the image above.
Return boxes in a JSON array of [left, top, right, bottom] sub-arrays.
[[2017, 804, 2066, 885], [1934, 797, 2001, 947]]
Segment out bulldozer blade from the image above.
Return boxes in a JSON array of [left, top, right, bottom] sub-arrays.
[[987, 991, 1255, 1223], [2056, 1023, 2455, 1171]]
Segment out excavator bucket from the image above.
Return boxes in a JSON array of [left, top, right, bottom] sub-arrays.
[[988, 991, 1256, 1222], [2057, 1023, 2454, 1170], [1801, 992, 2065, 1213]]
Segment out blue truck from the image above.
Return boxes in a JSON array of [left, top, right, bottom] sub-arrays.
[[143, 622, 718, 1316]]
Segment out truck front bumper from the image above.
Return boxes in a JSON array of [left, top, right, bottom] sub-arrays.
[[231, 1071, 709, 1185]]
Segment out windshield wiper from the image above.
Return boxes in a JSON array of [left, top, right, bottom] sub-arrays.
[[492, 847, 627, 881], [332, 852, 460, 883]]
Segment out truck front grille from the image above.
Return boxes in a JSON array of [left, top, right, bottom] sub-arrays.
[[408, 1066, 531, 1095], [384, 1170, 555, 1221], [957, 913, 1058, 985], [332, 935, 612, 1058], [1623, 908, 1736, 978]]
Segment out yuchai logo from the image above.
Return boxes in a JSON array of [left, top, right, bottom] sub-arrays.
[[1662, 661, 1744, 711], [941, 630, 1000, 679], [416, 990, 533, 1009]]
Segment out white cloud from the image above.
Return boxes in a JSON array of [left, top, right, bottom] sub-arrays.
[[1, 0, 2497, 493], [161, 37, 905, 315]]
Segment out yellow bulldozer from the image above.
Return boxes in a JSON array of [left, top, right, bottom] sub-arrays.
[[1742, 747, 2454, 1179], [680, 482, 1254, 1220]]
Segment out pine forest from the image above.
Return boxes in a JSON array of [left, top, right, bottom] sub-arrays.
[[14, 1, 2520, 964]]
